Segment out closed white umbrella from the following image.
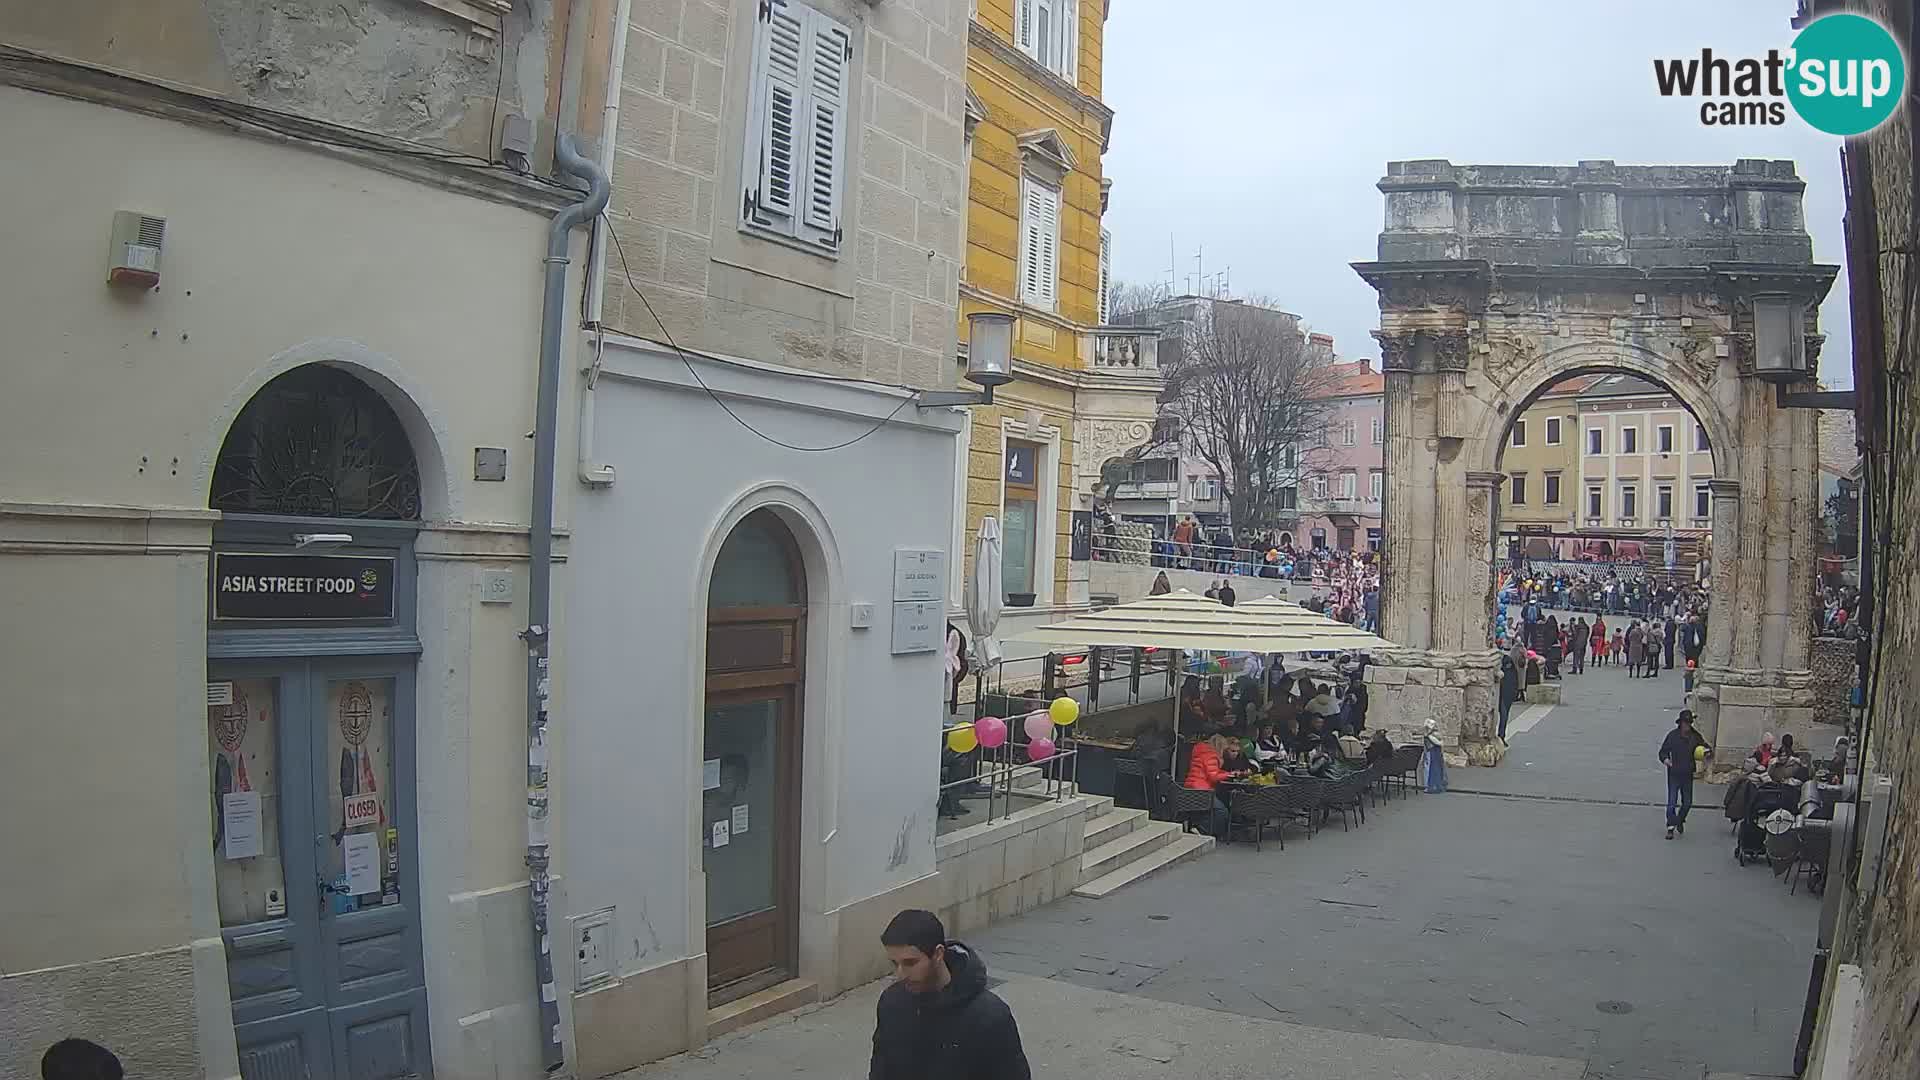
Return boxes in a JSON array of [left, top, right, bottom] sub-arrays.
[[966, 516, 1004, 673]]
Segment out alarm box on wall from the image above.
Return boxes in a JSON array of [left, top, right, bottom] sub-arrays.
[[107, 210, 165, 289]]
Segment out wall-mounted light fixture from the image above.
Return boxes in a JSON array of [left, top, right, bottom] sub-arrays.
[[292, 533, 354, 549], [918, 312, 1014, 408]]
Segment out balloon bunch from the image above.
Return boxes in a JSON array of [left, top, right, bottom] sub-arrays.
[[946, 696, 1078, 762]]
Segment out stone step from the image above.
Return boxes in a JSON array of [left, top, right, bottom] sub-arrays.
[[1072, 831, 1214, 899], [1079, 819, 1182, 881], [1083, 807, 1149, 850], [707, 978, 819, 1038]]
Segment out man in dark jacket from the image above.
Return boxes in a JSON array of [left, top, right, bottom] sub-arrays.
[[1658, 710, 1711, 839], [872, 909, 1030, 1080]]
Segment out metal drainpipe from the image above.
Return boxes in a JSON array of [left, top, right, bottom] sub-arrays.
[[527, 130, 609, 1072]]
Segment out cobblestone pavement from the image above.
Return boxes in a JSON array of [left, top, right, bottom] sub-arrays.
[[629, 662, 1814, 1080]]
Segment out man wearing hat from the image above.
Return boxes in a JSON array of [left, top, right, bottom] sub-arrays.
[[1657, 710, 1711, 839]]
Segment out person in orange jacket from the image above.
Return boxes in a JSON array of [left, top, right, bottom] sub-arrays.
[[1183, 734, 1245, 837]]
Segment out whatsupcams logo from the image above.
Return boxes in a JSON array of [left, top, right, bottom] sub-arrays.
[[1653, 13, 1906, 135]]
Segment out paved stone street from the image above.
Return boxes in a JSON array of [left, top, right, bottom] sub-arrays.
[[631, 661, 1820, 1080]]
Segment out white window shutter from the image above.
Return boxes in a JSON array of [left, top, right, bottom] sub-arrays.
[[1019, 178, 1042, 304], [746, 0, 806, 230], [1098, 228, 1111, 324], [1061, 0, 1078, 82], [1037, 183, 1059, 310], [1015, 0, 1036, 57], [798, 9, 851, 247]]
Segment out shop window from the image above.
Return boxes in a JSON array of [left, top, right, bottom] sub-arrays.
[[1003, 439, 1043, 600]]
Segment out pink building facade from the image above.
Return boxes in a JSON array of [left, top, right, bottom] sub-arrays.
[[1296, 359, 1385, 552]]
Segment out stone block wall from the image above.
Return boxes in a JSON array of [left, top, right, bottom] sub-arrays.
[[1809, 636, 1854, 728], [933, 797, 1089, 936]]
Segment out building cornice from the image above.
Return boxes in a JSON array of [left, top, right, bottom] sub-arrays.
[[1, 52, 576, 217], [968, 20, 1115, 150]]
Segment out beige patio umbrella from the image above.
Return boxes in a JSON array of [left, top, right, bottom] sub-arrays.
[[1011, 590, 1393, 653]]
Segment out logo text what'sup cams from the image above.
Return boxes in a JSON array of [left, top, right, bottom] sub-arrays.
[[1653, 15, 1905, 135]]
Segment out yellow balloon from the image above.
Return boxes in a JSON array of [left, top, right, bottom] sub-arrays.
[[947, 727, 979, 753], [1049, 696, 1080, 726]]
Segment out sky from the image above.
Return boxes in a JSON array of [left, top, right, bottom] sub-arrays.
[[1100, 0, 1854, 387]]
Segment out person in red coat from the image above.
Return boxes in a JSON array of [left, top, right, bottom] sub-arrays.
[[1183, 735, 1244, 837]]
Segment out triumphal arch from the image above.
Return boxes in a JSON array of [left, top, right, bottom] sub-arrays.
[[1353, 159, 1838, 765]]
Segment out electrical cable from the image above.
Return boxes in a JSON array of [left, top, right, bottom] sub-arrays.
[[602, 214, 919, 452]]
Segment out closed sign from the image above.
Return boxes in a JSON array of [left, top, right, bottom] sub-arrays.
[[344, 793, 381, 829]]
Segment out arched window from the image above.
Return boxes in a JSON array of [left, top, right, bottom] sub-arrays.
[[709, 511, 804, 608], [213, 365, 421, 519]]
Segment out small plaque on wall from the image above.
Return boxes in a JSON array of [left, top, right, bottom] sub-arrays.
[[890, 600, 942, 655], [892, 549, 947, 602]]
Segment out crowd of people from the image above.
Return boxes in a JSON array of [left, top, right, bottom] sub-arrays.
[[1145, 542, 1382, 633], [1499, 564, 1701, 618], [1819, 582, 1863, 638]]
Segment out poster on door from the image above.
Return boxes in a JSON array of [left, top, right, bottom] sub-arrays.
[[207, 678, 286, 927], [326, 678, 399, 910]]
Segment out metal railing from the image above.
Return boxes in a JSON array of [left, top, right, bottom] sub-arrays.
[[1087, 534, 1376, 580]]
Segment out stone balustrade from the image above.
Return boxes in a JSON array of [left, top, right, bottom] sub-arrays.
[[1091, 328, 1159, 373]]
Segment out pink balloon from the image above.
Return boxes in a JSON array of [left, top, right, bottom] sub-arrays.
[[1023, 710, 1054, 744], [974, 715, 1008, 749], [1028, 737, 1056, 762]]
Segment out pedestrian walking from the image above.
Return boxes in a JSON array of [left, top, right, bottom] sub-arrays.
[[1569, 617, 1587, 674], [1645, 620, 1663, 678], [1657, 710, 1711, 839], [1498, 654, 1520, 741], [1663, 616, 1678, 670], [871, 909, 1031, 1080], [1626, 621, 1644, 676]]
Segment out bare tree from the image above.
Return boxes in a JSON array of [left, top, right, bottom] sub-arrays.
[[1157, 297, 1341, 533], [1107, 279, 1171, 322]]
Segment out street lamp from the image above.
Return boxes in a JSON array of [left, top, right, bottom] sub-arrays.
[[1754, 293, 1856, 411], [918, 311, 1014, 408]]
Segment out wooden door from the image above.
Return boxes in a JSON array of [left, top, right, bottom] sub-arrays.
[[703, 511, 806, 1004]]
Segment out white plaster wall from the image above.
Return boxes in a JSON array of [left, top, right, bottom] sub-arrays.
[[559, 338, 960, 1008], [0, 85, 583, 1079]]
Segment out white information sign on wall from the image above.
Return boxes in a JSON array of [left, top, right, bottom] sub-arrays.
[[891, 599, 942, 655], [892, 549, 947, 602]]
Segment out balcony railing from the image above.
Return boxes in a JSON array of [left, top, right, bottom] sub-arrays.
[[1091, 327, 1160, 373], [1111, 480, 1179, 499]]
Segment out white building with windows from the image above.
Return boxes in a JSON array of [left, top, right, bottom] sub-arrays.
[[557, 0, 974, 1074]]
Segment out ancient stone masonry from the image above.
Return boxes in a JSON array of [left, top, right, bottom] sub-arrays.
[[1353, 158, 1837, 765]]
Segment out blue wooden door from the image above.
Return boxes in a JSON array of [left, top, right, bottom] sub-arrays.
[[211, 660, 431, 1080]]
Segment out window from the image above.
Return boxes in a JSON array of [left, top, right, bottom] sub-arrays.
[[741, 0, 851, 252], [1098, 229, 1111, 324], [1545, 416, 1562, 445], [1587, 486, 1603, 519], [1283, 444, 1298, 469], [1544, 472, 1561, 505], [1310, 476, 1328, 500], [1509, 473, 1528, 505], [1015, 0, 1079, 80], [1696, 423, 1710, 452], [1017, 177, 1061, 310], [1657, 484, 1674, 519], [1588, 428, 1604, 455], [1621, 426, 1638, 454], [1369, 470, 1383, 501], [1341, 420, 1357, 447], [1002, 439, 1043, 599], [1657, 424, 1674, 454], [1620, 484, 1638, 521], [1510, 419, 1527, 448], [1278, 486, 1298, 511], [1152, 415, 1180, 445], [1695, 484, 1711, 519], [1371, 417, 1384, 444], [1339, 472, 1357, 499]]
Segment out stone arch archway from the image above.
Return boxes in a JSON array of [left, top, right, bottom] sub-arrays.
[[1353, 159, 1838, 764]]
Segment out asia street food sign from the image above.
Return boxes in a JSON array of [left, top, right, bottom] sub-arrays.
[[214, 553, 395, 621]]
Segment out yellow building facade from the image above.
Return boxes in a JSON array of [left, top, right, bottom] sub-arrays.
[[949, 0, 1161, 628], [1499, 381, 1585, 531]]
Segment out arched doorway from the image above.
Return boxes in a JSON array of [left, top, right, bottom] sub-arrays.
[[206, 363, 432, 1080], [702, 509, 806, 1003]]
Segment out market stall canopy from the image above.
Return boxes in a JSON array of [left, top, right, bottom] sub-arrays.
[[1011, 591, 1394, 653]]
